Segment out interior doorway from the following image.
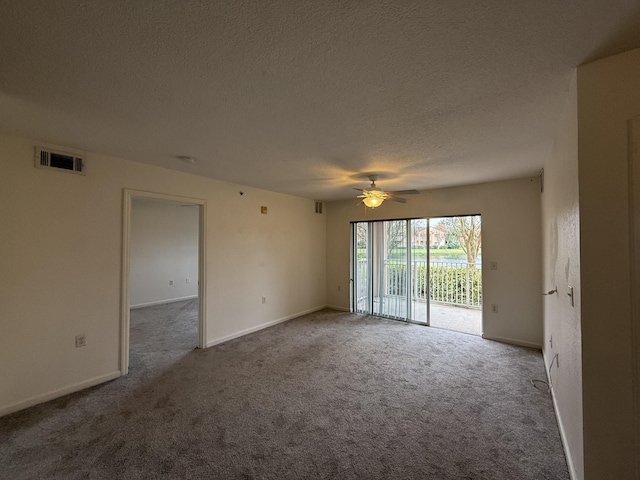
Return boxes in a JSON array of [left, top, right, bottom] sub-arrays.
[[120, 189, 207, 375], [351, 216, 482, 335]]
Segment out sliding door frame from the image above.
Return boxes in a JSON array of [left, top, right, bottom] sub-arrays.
[[351, 217, 429, 325], [351, 221, 374, 314]]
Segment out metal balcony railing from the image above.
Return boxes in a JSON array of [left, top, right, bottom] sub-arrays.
[[355, 259, 483, 310]]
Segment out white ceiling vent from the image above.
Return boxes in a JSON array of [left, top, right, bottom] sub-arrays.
[[35, 147, 86, 175]]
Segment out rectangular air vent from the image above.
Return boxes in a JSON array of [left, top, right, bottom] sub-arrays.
[[315, 201, 323, 214], [35, 147, 86, 175]]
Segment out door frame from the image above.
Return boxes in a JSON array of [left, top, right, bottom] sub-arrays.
[[351, 215, 483, 333], [351, 217, 429, 325], [120, 188, 207, 375], [628, 116, 640, 471]]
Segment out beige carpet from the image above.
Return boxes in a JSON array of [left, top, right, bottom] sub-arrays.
[[0, 302, 569, 479]]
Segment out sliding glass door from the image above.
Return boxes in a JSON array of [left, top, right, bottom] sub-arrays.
[[352, 219, 427, 325], [352, 222, 371, 314], [373, 220, 409, 320], [351, 216, 483, 334], [409, 219, 428, 323]]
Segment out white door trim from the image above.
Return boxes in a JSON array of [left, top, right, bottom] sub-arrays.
[[628, 116, 640, 475], [120, 188, 207, 375]]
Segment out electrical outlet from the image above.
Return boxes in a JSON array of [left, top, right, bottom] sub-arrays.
[[186, 277, 190, 284], [491, 304, 498, 313], [490, 261, 498, 271], [262, 295, 267, 304], [169, 279, 174, 286], [75, 334, 86, 348]]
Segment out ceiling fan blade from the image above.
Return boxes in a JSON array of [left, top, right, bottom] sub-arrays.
[[388, 189, 419, 195], [388, 196, 408, 203], [353, 188, 364, 192]]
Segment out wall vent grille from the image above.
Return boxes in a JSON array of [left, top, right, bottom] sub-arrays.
[[35, 147, 86, 175]]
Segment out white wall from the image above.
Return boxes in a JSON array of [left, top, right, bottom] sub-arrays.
[[130, 198, 199, 307], [577, 48, 640, 479], [542, 71, 583, 479], [326, 177, 543, 348], [0, 133, 327, 415]]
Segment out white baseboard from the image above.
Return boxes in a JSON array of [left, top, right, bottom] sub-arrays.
[[206, 305, 327, 348], [550, 382, 580, 480], [544, 354, 580, 480], [130, 295, 198, 309], [482, 334, 542, 350], [0, 371, 121, 418]]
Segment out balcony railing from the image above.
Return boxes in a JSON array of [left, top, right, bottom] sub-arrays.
[[356, 260, 482, 309]]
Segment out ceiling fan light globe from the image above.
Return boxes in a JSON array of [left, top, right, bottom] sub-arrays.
[[363, 196, 384, 208]]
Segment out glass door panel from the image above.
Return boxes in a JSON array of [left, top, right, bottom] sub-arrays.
[[428, 216, 483, 335], [373, 220, 408, 319], [409, 219, 428, 324], [353, 222, 371, 314]]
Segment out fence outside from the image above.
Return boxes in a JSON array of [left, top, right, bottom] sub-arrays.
[[356, 259, 482, 309]]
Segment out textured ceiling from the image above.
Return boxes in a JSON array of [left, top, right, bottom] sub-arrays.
[[1, 1, 640, 200]]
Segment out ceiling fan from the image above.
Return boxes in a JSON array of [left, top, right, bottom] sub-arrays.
[[354, 175, 419, 208]]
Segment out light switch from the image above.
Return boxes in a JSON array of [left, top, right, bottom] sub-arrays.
[[567, 286, 574, 307]]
